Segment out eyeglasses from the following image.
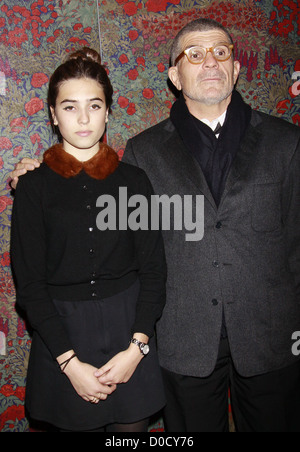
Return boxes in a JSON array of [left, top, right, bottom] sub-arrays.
[[174, 43, 234, 66]]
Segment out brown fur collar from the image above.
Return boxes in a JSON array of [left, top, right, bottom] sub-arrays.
[[43, 143, 119, 180]]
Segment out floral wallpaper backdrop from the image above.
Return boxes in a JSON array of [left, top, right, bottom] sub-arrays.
[[0, 0, 299, 431]]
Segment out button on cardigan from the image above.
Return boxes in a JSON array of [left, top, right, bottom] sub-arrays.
[[11, 144, 167, 359]]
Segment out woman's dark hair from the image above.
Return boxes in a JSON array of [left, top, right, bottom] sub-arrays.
[[48, 47, 113, 132]]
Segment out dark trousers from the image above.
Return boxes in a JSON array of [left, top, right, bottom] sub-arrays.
[[162, 338, 300, 432]]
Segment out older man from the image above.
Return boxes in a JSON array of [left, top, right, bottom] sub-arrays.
[[124, 19, 300, 432], [11, 19, 300, 432]]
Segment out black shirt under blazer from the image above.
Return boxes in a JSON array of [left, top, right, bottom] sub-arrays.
[[124, 108, 300, 378]]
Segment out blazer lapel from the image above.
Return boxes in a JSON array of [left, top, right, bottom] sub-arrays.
[[163, 127, 218, 210], [219, 122, 263, 207]]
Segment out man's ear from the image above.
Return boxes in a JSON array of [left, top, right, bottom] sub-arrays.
[[168, 66, 182, 92], [233, 60, 241, 85]]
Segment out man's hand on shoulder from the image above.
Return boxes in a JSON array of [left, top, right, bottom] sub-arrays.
[[10, 158, 41, 189]]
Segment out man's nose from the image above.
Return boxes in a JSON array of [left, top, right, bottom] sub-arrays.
[[203, 51, 219, 68]]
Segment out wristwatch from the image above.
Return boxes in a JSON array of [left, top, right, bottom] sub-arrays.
[[130, 338, 150, 356]]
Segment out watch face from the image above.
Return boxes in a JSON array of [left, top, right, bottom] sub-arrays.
[[142, 344, 150, 355]]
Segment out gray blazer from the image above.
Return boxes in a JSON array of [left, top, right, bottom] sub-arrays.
[[123, 109, 300, 378]]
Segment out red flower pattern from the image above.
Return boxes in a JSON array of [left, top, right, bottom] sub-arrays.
[[118, 96, 130, 108], [117, 0, 181, 14], [10, 117, 27, 134], [127, 102, 137, 115], [25, 97, 44, 116], [270, 0, 300, 38], [127, 68, 139, 80], [145, 0, 180, 13], [143, 88, 154, 99], [0, 404, 25, 432], [0, 1, 93, 49], [0, 2, 54, 48], [0, 196, 13, 214], [128, 29, 139, 41], [0, 137, 13, 150], [123, 2, 138, 16], [119, 54, 129, 64], [0, 252, 10, 267], [31, 72, 48, 88]]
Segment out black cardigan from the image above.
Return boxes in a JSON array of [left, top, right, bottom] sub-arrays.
[[11, 146, 167, 359]]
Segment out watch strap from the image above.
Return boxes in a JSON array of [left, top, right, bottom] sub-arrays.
[[130, 338, 149, 356]]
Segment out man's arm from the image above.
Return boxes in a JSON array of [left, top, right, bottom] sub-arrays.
[[10, 137, 139, 190], [282, 136, 300, 301], [122, 139, 139, 167], [10, 158, 41, 189]]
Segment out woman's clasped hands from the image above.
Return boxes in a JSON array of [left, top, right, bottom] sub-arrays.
[[58, 351, 116, 405], [58, 340, 145, 404], [94, 342, 144, 386]]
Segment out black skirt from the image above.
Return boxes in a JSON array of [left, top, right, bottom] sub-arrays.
[[25, 279, 166, 431]]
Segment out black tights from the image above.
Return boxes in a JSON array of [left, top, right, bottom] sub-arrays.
[[106, 418, 149, 433], [61, 418, 149, 433]]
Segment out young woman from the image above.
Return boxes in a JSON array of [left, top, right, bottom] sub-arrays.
[[11, 48, 167, 432]]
